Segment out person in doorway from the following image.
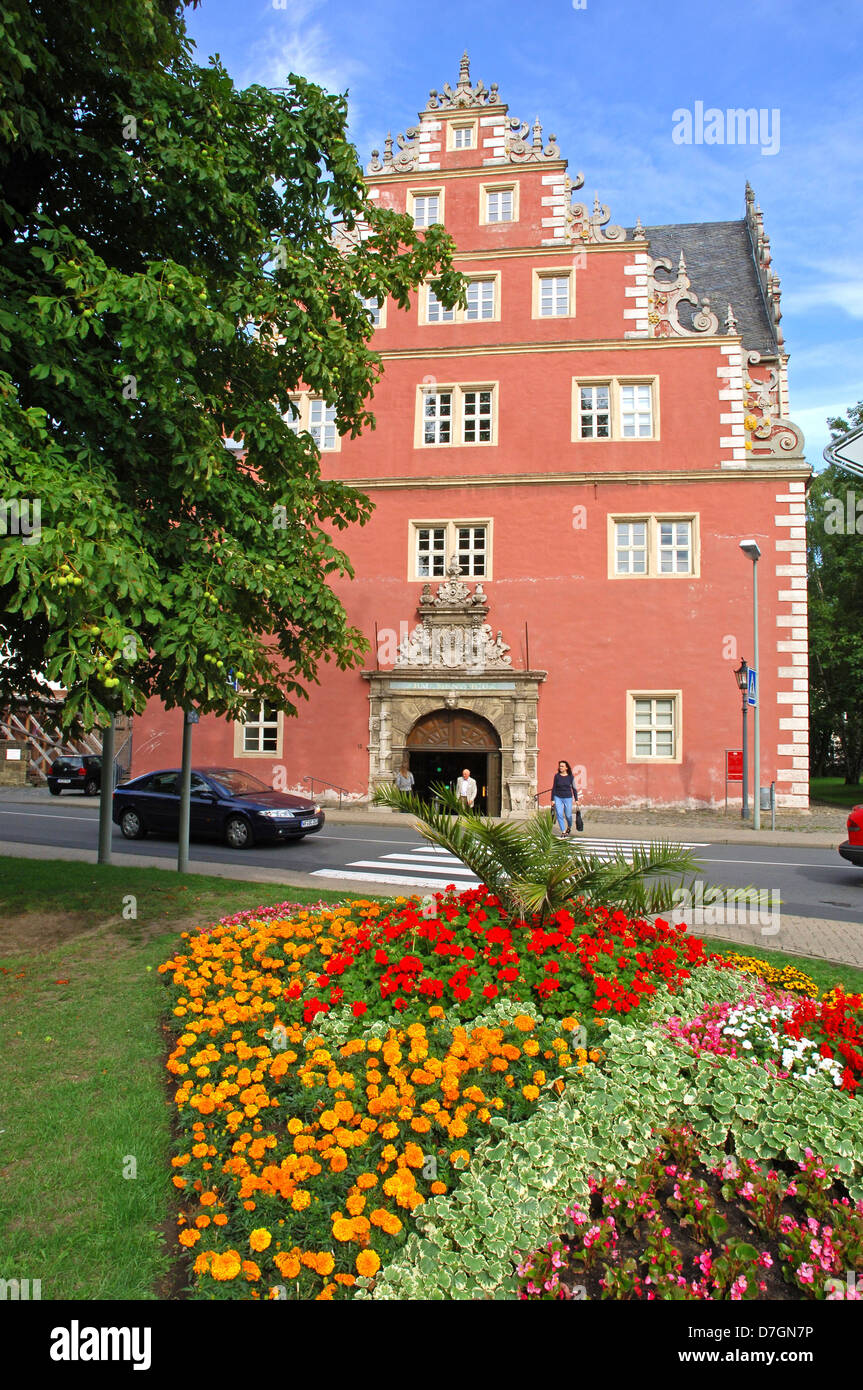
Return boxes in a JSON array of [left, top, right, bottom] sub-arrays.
[[551, 759, 578, 836], [456, 767, 477, 810], [394, 762, 414, 809]]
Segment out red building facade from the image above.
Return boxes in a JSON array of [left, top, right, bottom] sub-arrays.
[[133, 54, 810, 814]]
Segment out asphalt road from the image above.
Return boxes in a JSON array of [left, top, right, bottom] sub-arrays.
[[0, 798, 860, 924]]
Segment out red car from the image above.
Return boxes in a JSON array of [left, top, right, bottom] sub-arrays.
[[839, 805, 863, 868]]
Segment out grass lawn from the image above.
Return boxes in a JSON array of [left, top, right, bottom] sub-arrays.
[[810, 777, 863, 810], [0, 857, 381, 1300]]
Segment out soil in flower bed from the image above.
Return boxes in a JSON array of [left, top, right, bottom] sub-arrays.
[[518, 1130, 863, 1301]]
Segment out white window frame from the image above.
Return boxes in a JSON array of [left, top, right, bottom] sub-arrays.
[[533, 269, 573, 319], [408, 187, 444, 228], [360, 294, 386, 329], [426, 283, 456, 323], [283, 394, 341, 452], [415, 383, 498, 448], [480, 182, 518, 225], [234, 699, 283, 758], [577, 383, 611, 440], [572, 377, 659, 442], [607, 515, 699, 579], [447, 120, 477, 150], [419, 273, 499, 326], [410, 519, 493, 581], [627, 692, 682, 764]]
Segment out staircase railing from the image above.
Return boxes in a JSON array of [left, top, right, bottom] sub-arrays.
[[303, 776, 351, 809]]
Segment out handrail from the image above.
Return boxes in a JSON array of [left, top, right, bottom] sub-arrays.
[[303, 775, 351, 810], [534, 786, 554, 807]]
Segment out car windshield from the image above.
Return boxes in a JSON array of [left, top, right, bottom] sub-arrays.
[[206, 769, 270, 797]]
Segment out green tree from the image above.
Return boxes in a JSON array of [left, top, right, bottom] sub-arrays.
[[373, 782, 698, 924], [0, 0, 463, 732], [808, 401, 863, 783]]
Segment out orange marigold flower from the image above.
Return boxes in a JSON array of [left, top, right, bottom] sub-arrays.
[[316, 1252, 335, 1276], [274, 1251, 301, 1279], [195, 1215, 211, 1229], [213, 1213, 229, 1226], [356, 1250, 381, 1278], [522, 1084, 540, 1101], [242, 1260, 261, 1281], [249, 1228, 272, 1252], [210, 1250, 242, 1282], [179, 1229, 200, 1248], [513, 1014, 535, 1032], [332, 1218, 355, 1242], [356, 1173, 378, 1189], [430, 1181, 447, 1195]]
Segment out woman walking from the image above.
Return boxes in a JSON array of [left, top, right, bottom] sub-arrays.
[[551, 759, 578, 837]]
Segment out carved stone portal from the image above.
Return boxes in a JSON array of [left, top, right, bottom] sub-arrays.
[[365, 562, 546, 817]]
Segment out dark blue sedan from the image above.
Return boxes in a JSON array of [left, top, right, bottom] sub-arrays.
[[112, 766, 325, 849]]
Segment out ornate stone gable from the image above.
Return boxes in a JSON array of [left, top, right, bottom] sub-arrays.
[[395, 558, 512, 671]]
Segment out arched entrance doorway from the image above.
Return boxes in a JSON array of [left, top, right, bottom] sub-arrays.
[[405, 709, 502, 815]]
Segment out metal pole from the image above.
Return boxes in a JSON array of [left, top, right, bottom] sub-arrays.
[[178, 711, 194, 873], [753, 556, 761, 831], [97, 714, 115, 864], [741, 687, 749, 820]]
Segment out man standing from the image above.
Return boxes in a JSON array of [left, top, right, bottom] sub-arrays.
[[456, 767, 477, 810]]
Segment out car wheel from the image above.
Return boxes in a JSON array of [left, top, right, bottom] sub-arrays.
[[84, 778, 99, 796], [120, 808, 146, 840], [48, 784, 61, 796], [225, 814, 254, 849]]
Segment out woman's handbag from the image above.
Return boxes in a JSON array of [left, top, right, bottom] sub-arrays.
[[575, 807, 584, 833]]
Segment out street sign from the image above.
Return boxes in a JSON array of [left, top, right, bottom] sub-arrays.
[[824, 425, 863, 480], [186, 710, 200, 725], [726, 749, 743, 781], [747, 667, 757, 707]]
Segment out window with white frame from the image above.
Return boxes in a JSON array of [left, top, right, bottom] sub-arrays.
[[412, 521, 490, 580], [579, 384, 611, 439], [452, 124, 474, 148], [426, 284, 455, 323], [410, 191, 442, 227], [615, 521, 648, 575], [284, 395, 340, 451], [631, 696, 677, 760], [465, 277, 496, 320], [423, 391, 453, 445], [422, 275, 498, 325], [309, 399, 337, 451], [609, 515, 697, 578], [538, 274, 570, 317], [417, 384, 497, 446], [658, 520, 692, 574], [574, 378, 658, 441], [241, 699, 279, 753], [620, 383, 653, 438], [462, 389, 493, 443], [482, 185, 515, 223], [361, 295, 382, 328]]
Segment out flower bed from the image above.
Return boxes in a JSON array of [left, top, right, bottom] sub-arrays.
[[158, 890, 863, 1300], [517, 1129, 863, 1300]]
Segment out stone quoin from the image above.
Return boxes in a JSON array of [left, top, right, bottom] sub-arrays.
[[131, 53, 810, 815]]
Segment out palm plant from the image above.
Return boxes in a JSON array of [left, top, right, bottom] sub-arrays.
[[372, 781, 700, 925]]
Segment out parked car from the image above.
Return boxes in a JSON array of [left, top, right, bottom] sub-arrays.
[[47, 754, 102, 796], [839, 805, 863, 868], [112, 766, 324, 849]]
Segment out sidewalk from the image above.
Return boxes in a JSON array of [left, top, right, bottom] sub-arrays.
[[1, 840, 860, 973], [0, 784, 845, 848]]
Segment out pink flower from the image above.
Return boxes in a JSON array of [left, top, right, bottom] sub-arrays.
[[797, 1263, 815, 1285]]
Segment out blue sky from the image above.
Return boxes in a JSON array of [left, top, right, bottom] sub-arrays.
[[185, 0, 862, 468]]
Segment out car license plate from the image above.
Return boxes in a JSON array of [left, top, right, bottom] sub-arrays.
[[57, 779, 71, 784], [300, 817, 318, 828]]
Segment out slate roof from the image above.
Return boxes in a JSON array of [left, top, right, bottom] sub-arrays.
[[626, 219, 780, 358]]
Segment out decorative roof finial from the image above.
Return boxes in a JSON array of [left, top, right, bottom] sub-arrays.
[[459, 51, 471, 87], [633, 215, 645, 240], [725, 302, 738, 334]]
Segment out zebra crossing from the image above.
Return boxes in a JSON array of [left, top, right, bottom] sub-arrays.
[[310, 837, 709, 891]]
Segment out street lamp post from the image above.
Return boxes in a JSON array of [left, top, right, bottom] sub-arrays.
[[740, 540, 762, 830], [734, 658, 749, 819]]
